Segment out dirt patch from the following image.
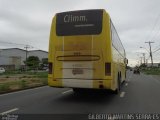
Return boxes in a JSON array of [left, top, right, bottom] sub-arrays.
[[0, 72, 47, 94]]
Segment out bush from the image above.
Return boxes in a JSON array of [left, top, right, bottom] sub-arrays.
[[20, 80, 27, 88], [142, 68, 160, 75], [41, 79, 48, 85], [5, 76, 9, 78], [0, 84, 10, 92]]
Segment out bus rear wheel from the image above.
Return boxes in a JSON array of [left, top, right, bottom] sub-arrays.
[[73, 88, 84, 93]]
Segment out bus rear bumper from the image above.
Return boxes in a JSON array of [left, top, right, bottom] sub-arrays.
[[48, 78, 112, 89]]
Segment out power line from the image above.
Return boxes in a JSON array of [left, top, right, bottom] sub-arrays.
[[0, 40, 32, 49], [150, 21, 160, 42], [0, 40, 41, 50], [0, 40, 26, 46], [146, 13, 160, 42], [153, 43, 160, 51], [153, 47, 160, 53]]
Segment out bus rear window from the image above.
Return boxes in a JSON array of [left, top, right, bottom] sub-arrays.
[[56, 9, 103, 36]]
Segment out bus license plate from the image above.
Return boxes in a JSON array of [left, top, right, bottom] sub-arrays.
[[72, 68, 83, 75]]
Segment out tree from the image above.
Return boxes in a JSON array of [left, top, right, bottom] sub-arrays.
[[40, 58, 48, 70], [25, 56, 40, 70], [139, 63, 147, 68], [42, 58, 48, 65]]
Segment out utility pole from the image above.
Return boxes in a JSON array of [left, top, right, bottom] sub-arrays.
[[142, 53, 145, 65], [145, 41, 154, 67], [24, 45, 30, 70], [146, 59, 148, 64], [140, 57, 143, 65]]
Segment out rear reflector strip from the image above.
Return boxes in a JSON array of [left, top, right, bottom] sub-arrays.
[[56, 55, 100, 61], [105, 63, 111, 76]]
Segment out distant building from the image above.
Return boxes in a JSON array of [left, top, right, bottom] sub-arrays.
[[0, 48, 48, 70], [146, 63, 160, 67]]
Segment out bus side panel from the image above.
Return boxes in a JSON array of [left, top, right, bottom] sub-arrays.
[[92, 11, 113, 89], [48, 16, 63, 87], [110, 20, 126, 91], [112, 47, 120, 90]]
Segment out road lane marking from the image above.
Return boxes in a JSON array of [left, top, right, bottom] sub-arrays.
[[120, 92, 125, 98], [0, 108, 19, 115], [62, 89, 73, 94], [127, 73, 133, 82], [125, 83, 128, 86]]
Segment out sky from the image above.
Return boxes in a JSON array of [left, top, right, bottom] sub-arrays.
[[0, 0, 160, 66]]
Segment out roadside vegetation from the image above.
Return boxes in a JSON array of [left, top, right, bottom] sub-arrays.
[[141, 67, 160, 75], [127, 64, 160, 75], [128, 63, 160, 75], [0, 71, 48, 94], [0, 56, 48, 94], [139, 64, 160, 75]]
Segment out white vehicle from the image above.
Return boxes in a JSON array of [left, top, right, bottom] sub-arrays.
[[0, 67, 5, 73]]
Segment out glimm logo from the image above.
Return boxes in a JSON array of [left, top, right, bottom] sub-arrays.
[[64, 15, 87, 23]]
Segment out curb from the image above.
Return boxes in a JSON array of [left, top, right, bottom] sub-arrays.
[[0, 85, 47, 95]]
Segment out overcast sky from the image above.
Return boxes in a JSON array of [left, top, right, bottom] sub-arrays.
[[0, 0, 160, 66]]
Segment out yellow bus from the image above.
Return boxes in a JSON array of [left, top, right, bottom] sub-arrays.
[[48, 9, 128, 93]]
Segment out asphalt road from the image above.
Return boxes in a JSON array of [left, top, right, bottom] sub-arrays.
[[0, 71, 160, 119]]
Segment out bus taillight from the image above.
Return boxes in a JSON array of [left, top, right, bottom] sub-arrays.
[[105, 62, 111, 76], [49, 62, 53, 74]]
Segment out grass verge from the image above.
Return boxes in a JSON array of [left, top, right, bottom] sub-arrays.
[[0, 78, 47, 94], [142, 68, 160, 75]]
